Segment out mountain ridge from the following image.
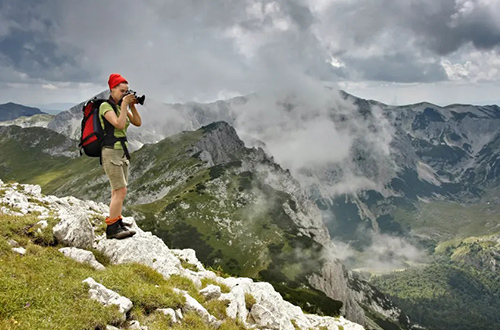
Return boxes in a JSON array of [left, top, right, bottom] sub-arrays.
[[0, 102, 47, 121]]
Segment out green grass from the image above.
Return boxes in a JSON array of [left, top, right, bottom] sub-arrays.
[[0, 211, 250, 330], [371, 255, 500, 330], [244, 293, 256, 311], [393, 200, 500, 241], [0, 242, 123, 330]]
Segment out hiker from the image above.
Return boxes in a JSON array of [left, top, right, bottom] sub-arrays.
[[102, 73, 142, 239]]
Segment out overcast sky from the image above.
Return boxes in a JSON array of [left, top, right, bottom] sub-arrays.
[[1, 0, 499, 108]]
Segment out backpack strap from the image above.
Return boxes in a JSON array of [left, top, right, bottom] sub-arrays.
[[100, 98, 131, 165]]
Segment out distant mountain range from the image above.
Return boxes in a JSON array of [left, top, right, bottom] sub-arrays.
[[0, 102, 47, 121], [1, 90, 500, 329]]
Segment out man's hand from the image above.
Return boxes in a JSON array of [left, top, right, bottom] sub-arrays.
[[122, 93, 137, 105]]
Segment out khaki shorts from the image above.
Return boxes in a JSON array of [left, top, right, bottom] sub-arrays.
[[102, 147, 129, 191]]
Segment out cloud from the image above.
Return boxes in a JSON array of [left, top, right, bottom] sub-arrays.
[[343, 54, 448, 83], [0, 1, 89, 83], [326, 234, 428, 273], [0, 0, 500, 106], [314, 0, 500, 56]]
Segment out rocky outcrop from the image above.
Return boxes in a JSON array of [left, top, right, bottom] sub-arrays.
[[0, 114, 53, 128], [193, 121, 245, 165], [83, 277, 133, 320], [0, 125, 77, 158], [0, 179, 365, 330], [59, 247, 105, 270]]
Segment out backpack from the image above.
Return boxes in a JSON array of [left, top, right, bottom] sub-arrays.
[[78, 98, 130, 162]]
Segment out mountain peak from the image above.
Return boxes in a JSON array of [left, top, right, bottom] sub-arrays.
[[195, 121, 246, 166]]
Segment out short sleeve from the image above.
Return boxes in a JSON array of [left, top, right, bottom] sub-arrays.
[[99, 102, 114, 117]]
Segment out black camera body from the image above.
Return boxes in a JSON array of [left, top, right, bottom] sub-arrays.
[[124, 89, 146, 105]]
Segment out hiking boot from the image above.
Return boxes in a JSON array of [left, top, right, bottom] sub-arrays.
[[106, 221, 135, 239], [118, 219, 136, 235]]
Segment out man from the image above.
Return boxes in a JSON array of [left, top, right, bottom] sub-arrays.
[[101, 73, 142, 239]]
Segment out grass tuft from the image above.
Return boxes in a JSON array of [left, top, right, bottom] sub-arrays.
[[244, 293, 256, 311], [201, 277, 231, 293]]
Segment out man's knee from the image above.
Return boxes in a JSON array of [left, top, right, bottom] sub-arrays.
[[114, 186, 127, 199]]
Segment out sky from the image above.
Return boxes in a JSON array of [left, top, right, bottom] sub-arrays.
[[0, 0, 500, 108]]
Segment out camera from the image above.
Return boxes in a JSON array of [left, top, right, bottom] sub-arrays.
[[124, 89, 146, 105]]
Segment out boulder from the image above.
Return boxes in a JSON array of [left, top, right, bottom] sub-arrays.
[[59, 247, 105, 270], [82, 277, 133, 320]]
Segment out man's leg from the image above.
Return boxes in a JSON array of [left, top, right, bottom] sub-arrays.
[[109, 186, 127, 219], [106, 186, 134, 239]]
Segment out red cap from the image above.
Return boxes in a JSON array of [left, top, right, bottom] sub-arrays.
[[108, 73, 128, 90]]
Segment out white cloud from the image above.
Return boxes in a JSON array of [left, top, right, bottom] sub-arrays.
[[327, 234, 427, 273], [42, 84, 58, 90]]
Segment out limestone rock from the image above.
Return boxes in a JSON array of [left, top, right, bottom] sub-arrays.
[[157, 308, 180, 323], [8, 239, 19, 247], [12, 247, 26, 255], [59, 247, 105, 270], [53, 211, 94, 249], [94, 228, 182, 279], [199, 284, 221, 301], [82, 277, 133, 319], [249, 304, 280, 330], [171, 248, 205, 271], [176, 289, 218, 325], [128, 320, 148, 329], [106, 326, 120, 330]]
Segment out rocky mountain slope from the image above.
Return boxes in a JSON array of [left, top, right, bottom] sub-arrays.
[[0, 122, 416, 329], [4, 90, 498, 328], [33, 90, 500, 250], [0, 179, 365, 330], [0, 113, 53, 128]]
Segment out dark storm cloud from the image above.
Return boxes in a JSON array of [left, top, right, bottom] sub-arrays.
[[1, 0, 500, 101], [319, 0, 500, 56], [0, 0, 91, 83]]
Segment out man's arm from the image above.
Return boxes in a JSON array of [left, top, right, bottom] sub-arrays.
[[127, 103, 142, 127], [104, 94, 134, 130]]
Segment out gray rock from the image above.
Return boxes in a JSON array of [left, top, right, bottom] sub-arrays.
[[193, 121, 245, 166], [171, 248, 205, 271], [8, 239, 19, 247], [94, 229, 182, 279], [157, 308, 179, 323], [199, 284, 222, 301], [82, 277, 133, 320], [12, 247, 26, 255], [36, 220, 48, 232], [307, 258, 365, 324], [127, 320, 148, 329], [53, 211, 94, 249], [176, 289, 218, 325], [249, 304, 280, 330], [59, 247, 105, 270], [175, 308, 183, 321]]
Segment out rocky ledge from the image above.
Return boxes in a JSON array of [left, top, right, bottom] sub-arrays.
[[0, 179, 364, 330]]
